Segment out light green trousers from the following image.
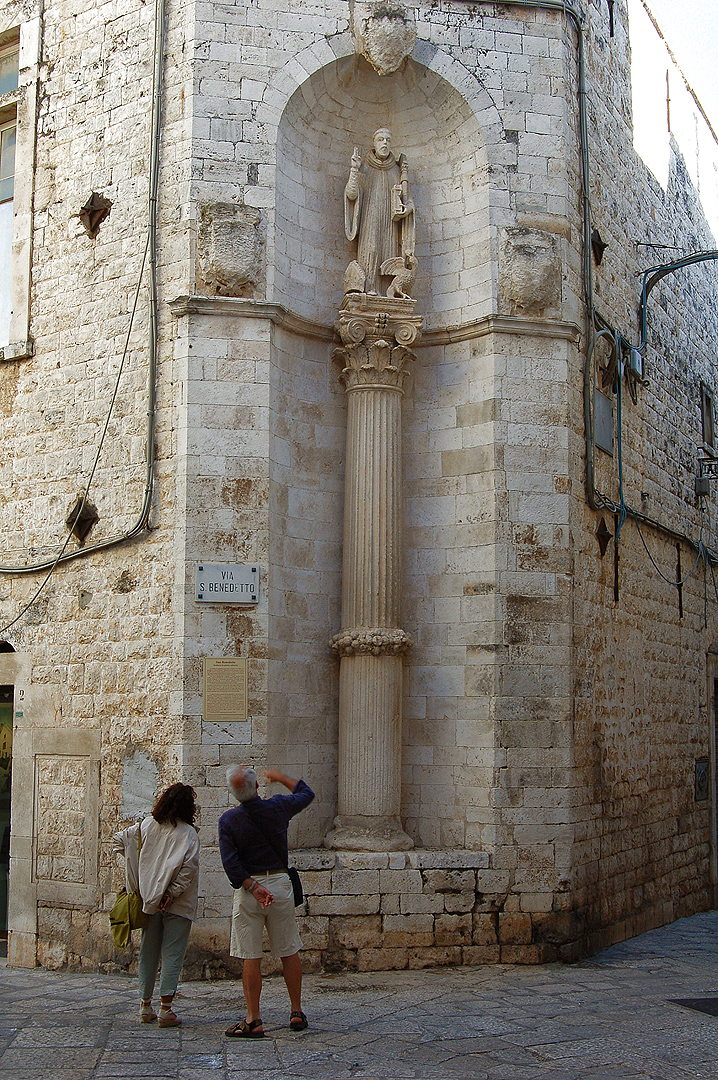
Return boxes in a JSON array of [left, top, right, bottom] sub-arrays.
[[138, 912, 192, 1000]]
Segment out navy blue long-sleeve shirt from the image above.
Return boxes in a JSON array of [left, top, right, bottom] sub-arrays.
[[218, 778, 314, 889]]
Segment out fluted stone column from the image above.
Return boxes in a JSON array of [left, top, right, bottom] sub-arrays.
[[325, 295, 421, 852]]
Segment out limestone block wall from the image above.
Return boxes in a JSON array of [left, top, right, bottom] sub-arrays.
[[0, 0, 194, 968], [266, 322, 344, 840], [565, 0, 718, 952], [2, 0, 718, 974]]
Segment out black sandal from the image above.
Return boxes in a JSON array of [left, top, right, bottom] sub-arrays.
[[225, 1018, 264, 1038], [290, 1010, 308, 1031]]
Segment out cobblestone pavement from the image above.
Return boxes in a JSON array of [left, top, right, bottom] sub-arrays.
[[2, 911, 718, 1079]]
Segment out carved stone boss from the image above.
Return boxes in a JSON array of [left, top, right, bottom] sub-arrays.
[[325, 131, 421, 852]]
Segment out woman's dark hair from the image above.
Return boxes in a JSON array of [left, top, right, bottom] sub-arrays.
[[152, 783, 197, 826]]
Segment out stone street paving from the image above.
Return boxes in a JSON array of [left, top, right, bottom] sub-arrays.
[[2, 911, 718, 1079]]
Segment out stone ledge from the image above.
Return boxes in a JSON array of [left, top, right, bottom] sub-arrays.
[[0, 339, 34, 362], [292, 848, 490, 871], [165, 296, 579, 349]]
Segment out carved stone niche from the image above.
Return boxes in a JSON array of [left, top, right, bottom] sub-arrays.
[[352, 2, 418, 76], [196, 203, 264, 297], [498, 227, 562, 318]]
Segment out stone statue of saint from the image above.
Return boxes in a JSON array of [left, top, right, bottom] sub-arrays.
[[344, 128, 416, 298]]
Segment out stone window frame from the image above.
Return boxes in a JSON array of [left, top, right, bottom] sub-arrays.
[[701, 381, 716, 456], [0, 17, 40, 364], [0, 114, 15, 346]]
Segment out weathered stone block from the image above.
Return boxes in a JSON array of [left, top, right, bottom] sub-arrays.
[[476, 868, 511, 898], [330, 915, 382, 950], [300, 950, 324, 974], [408, 946, 461, 969], [331, 869, 380, 895], [434, 913, 472, 946], [37, 939, 68, 970], [382, 913, 434, 947], [444, 891, 476, 914], [300, 870, 332, 896], [294, 851, 336, 872], [498, 912, 533, 945], [196, 203, 264, 297], [320, 948, 359, 972], [410, 851, 489, 870], [308, 895, 380, 917], [295, 915, 330, 950], [532, 911, 585, 945], [423, 869, 476, 894], [518, 890, 555, 914], [500, 944, 557, 964], [498, 228, 561, 318], [356, 947, 409, 971], [472, 913, 499, 946], [336, 852, 389, 871], [399, 893, 445, 915], [379, 869, 423, 894], [462, 945, 501, 965]]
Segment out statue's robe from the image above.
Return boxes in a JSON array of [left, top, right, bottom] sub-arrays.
[[345, 151, 403, 295]]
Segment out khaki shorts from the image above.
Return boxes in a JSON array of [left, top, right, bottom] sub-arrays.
[[230, 871, 302, 960]]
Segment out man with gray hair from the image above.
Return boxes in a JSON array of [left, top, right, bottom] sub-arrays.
[[218, 765, 314, 1038]]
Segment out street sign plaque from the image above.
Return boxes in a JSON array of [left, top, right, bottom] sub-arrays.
[[196, 563, 259, 604]]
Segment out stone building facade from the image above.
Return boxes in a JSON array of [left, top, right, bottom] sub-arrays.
[[1, 0, 717, 973]]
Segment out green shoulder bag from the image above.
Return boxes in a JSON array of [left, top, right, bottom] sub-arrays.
[[110, 824, 149, 948]]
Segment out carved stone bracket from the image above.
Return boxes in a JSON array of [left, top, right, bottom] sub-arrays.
[[330, 627, 413, 657]]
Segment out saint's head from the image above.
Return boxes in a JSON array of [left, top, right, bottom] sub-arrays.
[[373, 128, 393, 160]]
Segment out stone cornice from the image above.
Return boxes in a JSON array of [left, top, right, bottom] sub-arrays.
[[166, 295, 336, 341], [167, 296, 580, 346], [423, 313, 581, 345]]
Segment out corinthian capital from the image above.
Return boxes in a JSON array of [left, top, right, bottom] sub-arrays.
[[333, 339, 415, 391]]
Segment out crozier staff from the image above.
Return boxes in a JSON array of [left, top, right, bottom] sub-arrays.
[[113, 783, 199, 1028], [344, 127, 415, 295], [219, 766, 314, 1038]]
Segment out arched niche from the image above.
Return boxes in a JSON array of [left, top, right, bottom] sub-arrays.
[[274, 55, 492, 331]]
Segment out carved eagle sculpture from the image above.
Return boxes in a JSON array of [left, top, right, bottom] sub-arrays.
[[380, 255, 418, 300]]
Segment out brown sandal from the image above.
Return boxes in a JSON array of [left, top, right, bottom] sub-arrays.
[[225, 1017, 264, 1038], [290, 1010, 308, 1031]]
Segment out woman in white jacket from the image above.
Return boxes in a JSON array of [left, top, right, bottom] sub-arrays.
[[113, 783, 200, 1027]]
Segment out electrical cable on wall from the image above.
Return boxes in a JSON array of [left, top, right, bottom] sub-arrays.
[[0, 237, 150, 634], [588, 253, 718, 583], [0, 0, 165, 633], [0, 0, 713, 627], [0, 0, 583, 617]]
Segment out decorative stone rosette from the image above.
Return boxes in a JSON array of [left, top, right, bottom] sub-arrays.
[[330, 627, 413, 657]]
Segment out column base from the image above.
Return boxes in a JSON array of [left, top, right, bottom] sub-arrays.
[[323, 814, 414, 852]]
